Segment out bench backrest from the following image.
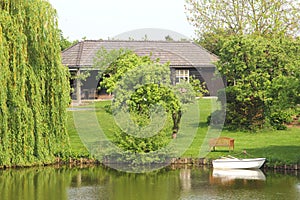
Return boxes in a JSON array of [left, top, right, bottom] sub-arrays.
[[209, 137, 234, 145]]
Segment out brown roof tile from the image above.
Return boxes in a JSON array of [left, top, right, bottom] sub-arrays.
[[62, 40, 218, 68]]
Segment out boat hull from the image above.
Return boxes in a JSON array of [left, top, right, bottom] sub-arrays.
[[212, 158, 266, 169]]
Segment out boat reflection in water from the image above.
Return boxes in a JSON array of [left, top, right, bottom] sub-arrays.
[[211, 169, 266, 184]]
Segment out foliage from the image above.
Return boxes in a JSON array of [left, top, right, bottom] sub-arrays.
[[59, 29, 78, 51], [215, 35, 300, 130], [165, 35, 174, 41], [185, 0, 300, 38], [0, 0, 70, 166], [93, 49, 183, 160], [193, 29, 232, 56], [112, 65, 180, 163], [185, 0, 300, 58], [96, 49, 154, 93], [186, 0, 300, 131], [188, 76, 208, 97], [173, 80, 196, 104]]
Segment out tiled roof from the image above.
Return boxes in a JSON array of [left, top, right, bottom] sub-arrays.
[[62, 40, 218, 68]]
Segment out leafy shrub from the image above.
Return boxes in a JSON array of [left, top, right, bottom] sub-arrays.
[[173, 81, 196, 104]]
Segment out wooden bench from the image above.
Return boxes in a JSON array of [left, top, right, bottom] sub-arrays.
[[209, 137, 234, 151]]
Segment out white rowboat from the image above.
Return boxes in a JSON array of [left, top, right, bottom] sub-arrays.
[[212, 157, 266, 169]]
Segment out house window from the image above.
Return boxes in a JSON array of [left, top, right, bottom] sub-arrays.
[[175, 69, 189, 83]]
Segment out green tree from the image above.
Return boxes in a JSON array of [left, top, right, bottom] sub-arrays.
[[185, 0, 300, 55], [185, 0, 300, 38], [188, 76, 208, 97], [0, 0, 70, 166], [94, 49, 184, 159], [165, 35, 174, 41], [96, 49, 153, 94], [186, 0, 300, 130], [216, 35, 300, 130], [111, 66, 177, 153], [59, 29, 78, 51]]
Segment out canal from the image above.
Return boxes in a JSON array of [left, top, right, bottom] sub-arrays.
[[0, 165, 299, 200]]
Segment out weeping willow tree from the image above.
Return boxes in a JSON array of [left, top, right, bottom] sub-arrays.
[[0, 0, 70, 166]]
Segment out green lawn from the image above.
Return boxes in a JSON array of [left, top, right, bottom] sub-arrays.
[[67, 99, 300, 166], [67, 111, 89, 157]]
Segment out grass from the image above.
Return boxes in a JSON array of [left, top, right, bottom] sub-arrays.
[[215, 129, 300, 166], [66, 112, 89, 157], [67, 99, 300, 166]]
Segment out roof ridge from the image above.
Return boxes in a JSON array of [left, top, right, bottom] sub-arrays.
[[75, 41, 84, 66], [81, 39, 192, 43]]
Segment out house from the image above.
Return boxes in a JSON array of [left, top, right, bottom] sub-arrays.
[[62, 40, 224, 103]]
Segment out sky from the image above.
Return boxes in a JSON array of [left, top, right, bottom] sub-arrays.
[[48, 0, 196, 41]]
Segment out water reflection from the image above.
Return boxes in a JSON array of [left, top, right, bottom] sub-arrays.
[[297, 183, 300, 192], [0, 167, 70, 200], [0, 165, 299, 200], [180, 168, 191, 191], [212, 169, 266, 184]]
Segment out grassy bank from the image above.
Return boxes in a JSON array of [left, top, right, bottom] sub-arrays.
[[67, 99, 300, 167]]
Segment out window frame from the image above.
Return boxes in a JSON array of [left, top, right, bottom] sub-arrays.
[[175, 69, 189, 83]]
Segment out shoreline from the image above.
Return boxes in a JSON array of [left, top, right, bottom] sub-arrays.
[[170, 157, 300, 171], [1, 157, 299, 171], [73, 157, 300, 171]]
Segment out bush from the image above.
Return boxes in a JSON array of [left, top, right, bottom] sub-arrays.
[[173, 81, 196, 104]]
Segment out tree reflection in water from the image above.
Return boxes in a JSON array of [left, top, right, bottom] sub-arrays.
[[0, 165, 299, 200]]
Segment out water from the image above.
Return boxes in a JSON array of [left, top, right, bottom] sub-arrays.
[[0, 165, 299, 200]]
